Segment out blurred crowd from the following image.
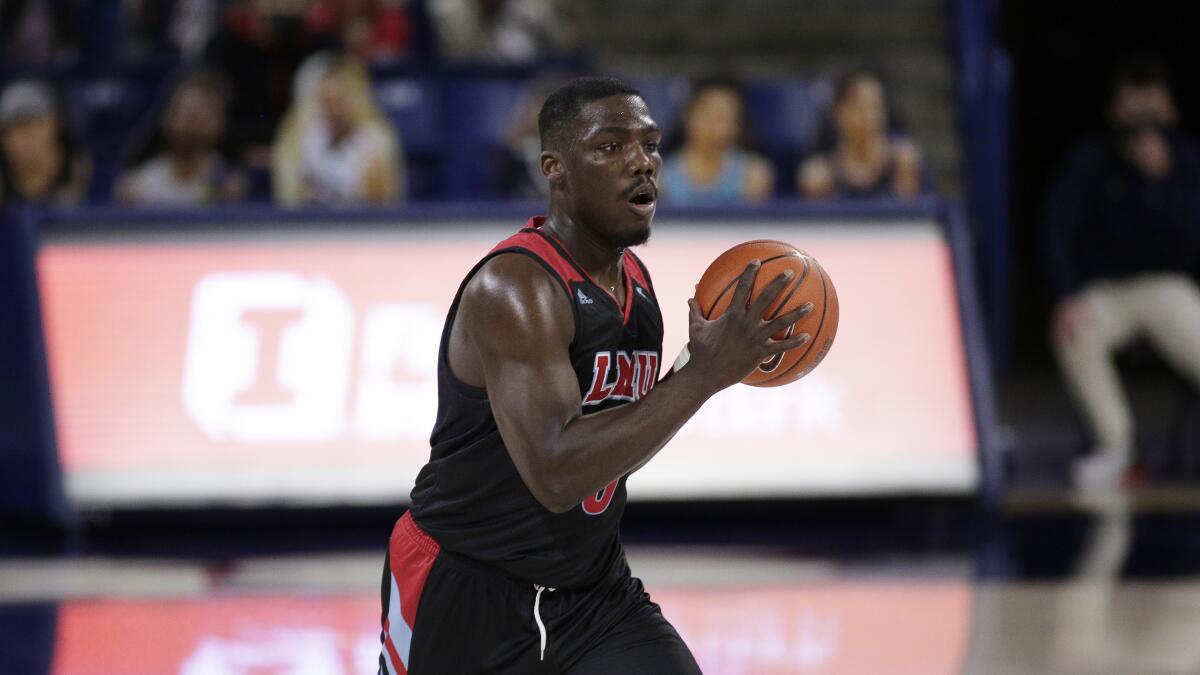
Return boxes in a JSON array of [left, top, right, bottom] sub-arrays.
[[0, 0, 930, 209]]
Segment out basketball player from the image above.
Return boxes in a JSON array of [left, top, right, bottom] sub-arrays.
[[378, 77, 813, 674]]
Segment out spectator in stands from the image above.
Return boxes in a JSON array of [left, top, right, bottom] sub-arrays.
[[116, 69, 246, 207], [1, 0, 80, 65], [494, 77, 563, 199], [1044, 59, 1200, 491], [0, 80, 90, 207], [204, 0, 339, 169], [125, 0, 218, 61], [271, 53, 403, 205], [305, 0, 412, 63], [429, 0, 577, 64], [798, 69, 923, 200], [661, 77, 774, 205]]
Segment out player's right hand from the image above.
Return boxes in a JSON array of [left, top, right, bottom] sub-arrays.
[[684, 260, 813, 392]]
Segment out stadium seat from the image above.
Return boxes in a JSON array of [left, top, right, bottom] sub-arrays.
[[70, 77, 157, 202], [440, 77, 528, 199], [742, 78, 831, 196], [623, 77, 690, 142], [374, 78, 444, 200]]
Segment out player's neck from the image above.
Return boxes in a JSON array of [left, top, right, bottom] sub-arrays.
[[541, 209, 624, 281]]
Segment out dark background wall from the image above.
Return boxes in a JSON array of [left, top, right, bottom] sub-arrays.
[[1000, 0, 1200, 368], [0, 210, 72, 528]]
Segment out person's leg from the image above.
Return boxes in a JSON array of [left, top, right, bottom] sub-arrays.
[[565, 598, 700, 675], [1138, 274, 1200, 389], [1051, 282, 1139, 489]]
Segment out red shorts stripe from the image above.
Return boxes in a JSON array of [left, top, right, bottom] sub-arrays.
[[389, 511, 441, 634]]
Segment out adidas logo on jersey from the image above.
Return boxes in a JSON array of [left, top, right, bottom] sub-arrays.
[[576, 289, 594, 305]]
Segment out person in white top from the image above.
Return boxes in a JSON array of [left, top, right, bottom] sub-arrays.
[[117, 69, 246, 207], [272, 52, 403, 206]]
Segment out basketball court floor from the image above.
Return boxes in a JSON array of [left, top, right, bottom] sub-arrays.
[[2, 539, 1198, 674]]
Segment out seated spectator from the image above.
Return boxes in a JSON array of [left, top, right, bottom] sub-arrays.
[[429, 0, 577, 64], [116, 69, 246, 207], [305, 0, 411, 63], [1044, 59, 1200, 492], [1, 0, 80, 65], [661, 77, 774, 205], [0, 80, 90, 207], [271, 53, 403, 205], [798, 69, 923, 200], [204, 0, 340, 169], [124, 0, 218, 61]]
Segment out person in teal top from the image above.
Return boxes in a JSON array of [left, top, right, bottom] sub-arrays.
[[662, 77, 774, 205]]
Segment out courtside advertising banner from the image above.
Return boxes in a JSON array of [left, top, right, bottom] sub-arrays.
[[38, 219, 977, 505], [50, 582, 971, 674]]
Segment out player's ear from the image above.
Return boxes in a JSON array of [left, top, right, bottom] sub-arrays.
[[541, 151, 565, 186]]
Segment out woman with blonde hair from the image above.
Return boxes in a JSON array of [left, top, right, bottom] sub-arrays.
[[272, 52, 403, 205]]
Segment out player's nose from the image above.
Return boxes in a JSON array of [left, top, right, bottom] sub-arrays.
[[629, 145, 654, 176]]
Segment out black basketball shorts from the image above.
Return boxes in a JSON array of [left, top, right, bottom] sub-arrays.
[[377, 511, 700, 674]]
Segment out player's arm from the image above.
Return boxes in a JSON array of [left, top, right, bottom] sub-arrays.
[[458, 254, 810, 513]]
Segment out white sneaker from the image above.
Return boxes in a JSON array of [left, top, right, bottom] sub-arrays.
[[1072, 455, 1128, 493]]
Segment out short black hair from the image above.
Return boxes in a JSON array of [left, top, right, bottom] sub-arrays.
[[538, 76, 641, 150]]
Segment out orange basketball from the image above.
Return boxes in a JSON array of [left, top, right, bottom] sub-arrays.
[[693, 240, 839, 387]]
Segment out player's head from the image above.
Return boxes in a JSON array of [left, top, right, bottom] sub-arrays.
[[538, 77, 661, 248], [1108, 57, 1177, 132]]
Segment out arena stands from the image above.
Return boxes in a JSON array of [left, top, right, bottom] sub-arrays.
[[0, 1, 941, 207], [6, 2, 1200, 674]]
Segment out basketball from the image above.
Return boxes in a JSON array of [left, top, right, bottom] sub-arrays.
[[693, 240, 839, 387]]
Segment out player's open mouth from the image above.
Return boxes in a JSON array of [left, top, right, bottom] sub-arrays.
[[627, 187, 656, 216]]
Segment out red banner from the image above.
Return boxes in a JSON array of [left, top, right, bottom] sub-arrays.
[[52, 582, 971, 674]]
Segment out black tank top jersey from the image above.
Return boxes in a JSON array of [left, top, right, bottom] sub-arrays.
[[409, 217, 664, 590]]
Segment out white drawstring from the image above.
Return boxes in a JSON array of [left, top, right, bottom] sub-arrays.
[[533, 584, 556, 661]]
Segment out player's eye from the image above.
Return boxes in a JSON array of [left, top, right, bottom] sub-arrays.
[[644, 141, 659, 153], [600, 142, 620, 152]]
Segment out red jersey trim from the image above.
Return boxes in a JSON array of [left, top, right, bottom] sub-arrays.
[[623, 250, 654, 294], [507, 216, 650, 325], [487, 218, 585, 289]]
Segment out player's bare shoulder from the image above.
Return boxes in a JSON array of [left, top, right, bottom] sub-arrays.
[[449, 253, 576, 385], [461, 253, 575, 339]]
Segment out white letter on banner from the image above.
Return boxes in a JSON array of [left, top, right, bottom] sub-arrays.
[[179, 629, 345, 674], [353, 303, 442, 440], [182, 272, 354, 442]]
